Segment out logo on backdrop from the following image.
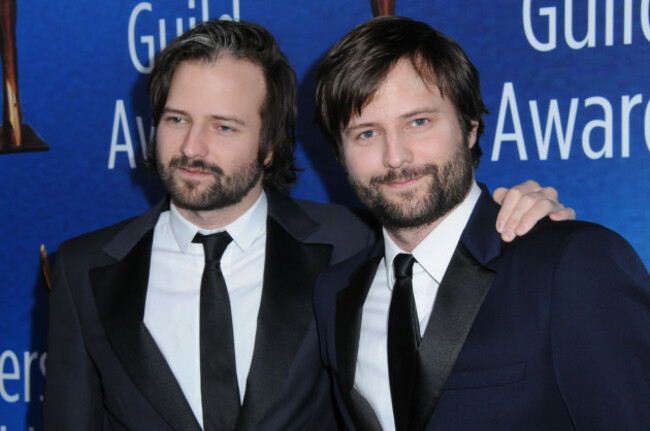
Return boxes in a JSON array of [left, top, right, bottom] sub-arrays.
[[523, 0, 650, 52], [490, 0, 650, 162], [0, 0, 47, 154]]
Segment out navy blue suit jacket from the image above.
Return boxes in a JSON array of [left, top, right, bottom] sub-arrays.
[[44, 189, 376, 431], [314, 187, 650, 430]]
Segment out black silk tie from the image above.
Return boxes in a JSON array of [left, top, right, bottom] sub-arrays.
[[387, 253, 420, 431], [193, 231, 240, 431]]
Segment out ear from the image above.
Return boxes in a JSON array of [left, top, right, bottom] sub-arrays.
[[467, 120, 479, 149], [263, 150, 273, 166]]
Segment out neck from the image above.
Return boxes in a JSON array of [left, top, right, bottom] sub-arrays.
[[385, 215, 447, 252], [174, 185, 263, 230], [387, 180, 476, 252]]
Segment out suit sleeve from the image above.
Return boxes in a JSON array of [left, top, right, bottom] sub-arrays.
[[550, 225, 650, 430], [43, 245, 105, 430]]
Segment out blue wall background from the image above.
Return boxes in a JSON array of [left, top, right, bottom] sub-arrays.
[[1, 1, 648, 428]]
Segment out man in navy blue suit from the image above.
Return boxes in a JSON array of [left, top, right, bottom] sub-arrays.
[[313, 16, 650, 431]]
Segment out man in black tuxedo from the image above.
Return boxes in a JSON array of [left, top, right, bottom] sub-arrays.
[[313, 16, 650, 431], [43, 19, 573, 431]]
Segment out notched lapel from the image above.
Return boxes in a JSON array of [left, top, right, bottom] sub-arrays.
[[90, 230, 201, 431], [410, 242, 496, 431], [335, 254, 383, 430], [236, 218, 333, 430]]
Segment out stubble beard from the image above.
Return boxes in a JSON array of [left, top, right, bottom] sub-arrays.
[[157, 154, 263, 212], [347, 141, 474, 231]]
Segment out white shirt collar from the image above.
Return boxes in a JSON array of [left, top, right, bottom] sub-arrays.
[[169, 190, 268, 254], [383, 182, 481, 287]]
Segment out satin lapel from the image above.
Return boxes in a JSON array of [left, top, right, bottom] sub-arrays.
[[90, 230, 201, 431], [335, 254, 383, 430], [236, 218, 333, 430], [349, 389, 384, 431], [410, 242, 495, 431]]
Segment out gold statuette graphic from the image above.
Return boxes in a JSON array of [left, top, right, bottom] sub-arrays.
[[370, 0, 395, 16], [0, 0, 47, 153], [40, 244, 52, 291]]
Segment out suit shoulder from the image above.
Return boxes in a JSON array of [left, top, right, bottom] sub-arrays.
[[57, 198, 166, 256], [57, 216, 138, 256], [291, 198, 379, 263], [318, 241, 380, 288], [506, 218, 648, 276], [511, 218, 632, 250], [292, 198, 377, 232]]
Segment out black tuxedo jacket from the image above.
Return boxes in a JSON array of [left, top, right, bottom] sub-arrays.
[[44, 189, 376, 430], [314, 187, 650, 430]]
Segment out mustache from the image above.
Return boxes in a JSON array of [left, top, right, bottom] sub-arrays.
[[169, 156, 224, 176], [369, 164, 437, 186]]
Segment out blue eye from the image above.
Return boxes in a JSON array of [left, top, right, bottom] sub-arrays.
[[359, 130, 376, 139], [167, 116, 185, 124], [413, 118, 428, 126], [218, 125, 232, 132]]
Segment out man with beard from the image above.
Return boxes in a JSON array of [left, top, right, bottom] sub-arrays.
[[44, 19, 574, 431], [313, 16, 650, 431]]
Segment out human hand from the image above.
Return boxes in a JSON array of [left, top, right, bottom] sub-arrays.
[[493, 180, 576, 242]]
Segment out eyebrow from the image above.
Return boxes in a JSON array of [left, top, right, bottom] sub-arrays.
[[162, 107, 247, 127], [398, 107, 437, 120]]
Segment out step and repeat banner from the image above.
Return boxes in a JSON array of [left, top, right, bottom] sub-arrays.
[[1, 1, 648, 428]]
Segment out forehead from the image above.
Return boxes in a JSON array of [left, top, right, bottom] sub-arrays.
[[167, 57, 267, 111], [356, 59, 444, 115], [385, 58, 438, 92]]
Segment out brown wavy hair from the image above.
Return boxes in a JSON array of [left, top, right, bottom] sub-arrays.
[[147, 20, 298, 190]]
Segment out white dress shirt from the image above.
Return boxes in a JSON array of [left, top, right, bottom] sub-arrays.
[[144, 192, 267, 428], [354, 182, 481, 430]]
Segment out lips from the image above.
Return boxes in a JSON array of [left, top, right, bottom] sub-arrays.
[[386, 177, 420, 188], [169, 156, 224, 177], [372, 168, 430, 187], [178, 165, 211, 175]]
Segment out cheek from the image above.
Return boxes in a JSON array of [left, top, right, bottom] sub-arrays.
[[155, 128, 179, 156], [415, 131, 458, 160], [342, 147, 377, 180], [222, 137, 261, 166], [239, 135, 261, 158]]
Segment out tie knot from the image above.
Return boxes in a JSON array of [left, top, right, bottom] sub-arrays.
[[193, 231, 232, 263], [393, 253, 415, 280]]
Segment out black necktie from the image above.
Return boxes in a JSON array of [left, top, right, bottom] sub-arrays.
[[193, 231, 240, 431], [387, 253, 420, 431]]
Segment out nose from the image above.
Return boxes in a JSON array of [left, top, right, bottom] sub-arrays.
[[383, 131, 413, 169], [180, 125, 209, 158]]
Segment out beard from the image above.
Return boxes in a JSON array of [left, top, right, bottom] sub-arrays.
[[157, 154, 263, 212], [347, 141, 474, 231]]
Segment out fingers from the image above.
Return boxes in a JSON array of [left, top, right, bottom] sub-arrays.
[[492, 187, 509, 206], [549, 207, 576, 221], [493, 180, 542, 206], [494, 183, 568, 242], [494, 181, 543, 234], [510, 196, 561, 238]]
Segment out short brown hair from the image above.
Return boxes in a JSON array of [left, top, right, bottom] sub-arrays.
[[314, 16, 487, 168]]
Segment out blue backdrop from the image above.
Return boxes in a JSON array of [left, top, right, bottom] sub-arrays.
[[1, 1, 648, 429]]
